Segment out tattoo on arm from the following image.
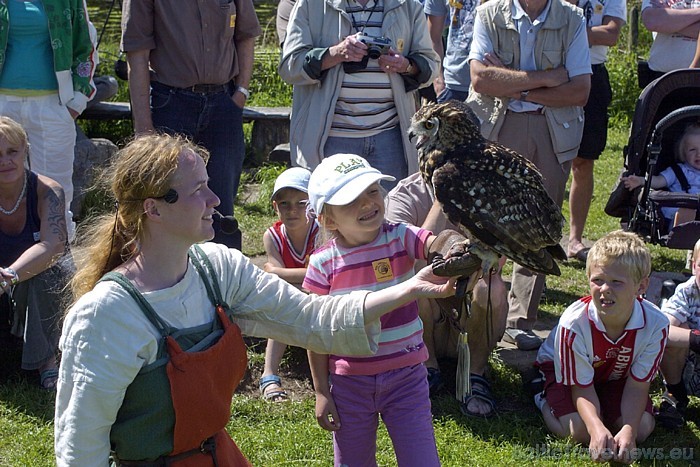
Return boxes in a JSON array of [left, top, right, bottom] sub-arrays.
[[45, 185, 67, 245]]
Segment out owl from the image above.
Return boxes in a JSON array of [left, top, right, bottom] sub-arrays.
[[408, 100, 566, 275]]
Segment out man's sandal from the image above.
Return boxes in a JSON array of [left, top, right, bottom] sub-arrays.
[[655, 391, 687, 430], [460, 373, 497, 418], [259, 375, 289, 402], [40, 368, 59, 391]]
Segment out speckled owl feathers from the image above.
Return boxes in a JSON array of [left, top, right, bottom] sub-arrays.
[[409, 100, 566, 275]]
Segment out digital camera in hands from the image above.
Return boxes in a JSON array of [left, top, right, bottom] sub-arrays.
[[357, 34, 392, 60]]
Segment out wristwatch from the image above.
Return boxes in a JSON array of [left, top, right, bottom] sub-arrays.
[[520, 90, 530, 102], [236, 86, 250, 99], [402, 60, 415, 76]]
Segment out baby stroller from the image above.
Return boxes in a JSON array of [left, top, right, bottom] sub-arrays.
[[605, 69, 700, 251]]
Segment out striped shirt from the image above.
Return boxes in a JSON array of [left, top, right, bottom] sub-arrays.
[[537, 297, 669, 387], [661, 275, 700, 329], [266, 220, 319, 268], [330, 0, 399, 137], [303, 222, 430, 375]]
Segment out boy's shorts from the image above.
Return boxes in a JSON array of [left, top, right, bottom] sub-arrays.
[[538, 361, 653, 425]]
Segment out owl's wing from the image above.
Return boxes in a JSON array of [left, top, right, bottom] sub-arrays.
[[431, 143, 565, 274]]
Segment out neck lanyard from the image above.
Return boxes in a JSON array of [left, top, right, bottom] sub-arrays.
[[349, 0, 379, 34]]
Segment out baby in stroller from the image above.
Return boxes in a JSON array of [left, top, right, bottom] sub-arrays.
[[622, 121, 700, 228]]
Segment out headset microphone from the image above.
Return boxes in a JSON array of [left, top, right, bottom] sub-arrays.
[[212, 210, 239, 235]]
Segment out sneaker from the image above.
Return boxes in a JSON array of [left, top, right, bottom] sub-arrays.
[[533, 392, 546, 411], [503, 328, 543, 351], [656, 391, 687, 430]]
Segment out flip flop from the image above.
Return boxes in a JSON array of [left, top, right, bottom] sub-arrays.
[[40, 368, 58, 391], [568, 247, 590, 263]]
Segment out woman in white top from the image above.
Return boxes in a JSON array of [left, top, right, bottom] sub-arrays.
[[54, 134, 458, 466]]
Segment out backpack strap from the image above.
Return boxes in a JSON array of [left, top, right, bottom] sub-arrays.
[[671, 164, 691, 193], [187, 244, 226, 308], [99, 272, 173, 338]]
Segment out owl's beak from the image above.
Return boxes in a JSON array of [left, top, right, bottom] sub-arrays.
[[408, 130, 416, 142]]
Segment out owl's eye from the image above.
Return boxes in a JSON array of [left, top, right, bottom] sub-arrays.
[[424, 121, 435, 130]]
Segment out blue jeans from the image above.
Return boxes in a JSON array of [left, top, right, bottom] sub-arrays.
[[150, 81, 243, 249], [436, 87, 470, 104], [323, 126, 407, 191]]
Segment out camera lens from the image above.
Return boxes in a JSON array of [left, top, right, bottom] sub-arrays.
[[367, 46, 381, 60]]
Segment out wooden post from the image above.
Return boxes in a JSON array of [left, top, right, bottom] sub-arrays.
[[628, 5, 639, 53]]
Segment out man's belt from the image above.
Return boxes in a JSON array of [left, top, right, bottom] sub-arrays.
[[186, 83, 229, 94], [154, 81, 230, 95]]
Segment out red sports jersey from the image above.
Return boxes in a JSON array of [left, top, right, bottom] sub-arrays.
[[266, 220, 319, 268], [537, 296, 669, 387]]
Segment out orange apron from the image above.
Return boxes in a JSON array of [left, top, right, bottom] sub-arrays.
[[107, 246, 251, 466]]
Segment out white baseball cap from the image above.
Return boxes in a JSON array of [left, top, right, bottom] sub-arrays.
[[308, 154, 395, 215], [271, 167, 312, 199]]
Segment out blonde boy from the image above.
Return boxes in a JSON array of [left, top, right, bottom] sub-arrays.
[[657, 238, 700, 428], [535, 231, 669, 463], [259, 167, 319, 401]]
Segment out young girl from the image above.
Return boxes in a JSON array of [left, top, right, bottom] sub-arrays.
[[303, 154, 444, 467], [622, 122, 700, 224]]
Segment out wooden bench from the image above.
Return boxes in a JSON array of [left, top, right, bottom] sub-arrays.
[[80, 101, 291, 165]]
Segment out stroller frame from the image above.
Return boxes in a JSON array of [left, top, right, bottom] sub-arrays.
[[606, 69, 700, 250]]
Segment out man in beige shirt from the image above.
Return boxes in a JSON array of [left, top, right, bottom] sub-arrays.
[[121, 0, 261, 249]]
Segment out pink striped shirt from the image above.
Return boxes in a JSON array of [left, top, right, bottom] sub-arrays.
[[303, 222, 430, 375]]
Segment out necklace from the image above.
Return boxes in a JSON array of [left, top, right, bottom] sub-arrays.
[[0, 171, 27, 216]]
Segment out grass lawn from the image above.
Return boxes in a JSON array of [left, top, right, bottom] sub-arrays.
[[2, 124, 699, 466]]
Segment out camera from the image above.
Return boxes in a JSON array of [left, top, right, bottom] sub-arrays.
[[357, 33, 392, 60]]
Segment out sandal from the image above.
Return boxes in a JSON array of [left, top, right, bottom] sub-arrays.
[[656, 391, 686, 430], [427, 367, 444, 396], [259, 374, 289, 402], [40, 368, 58, 391], [460, 373, 497, 418]]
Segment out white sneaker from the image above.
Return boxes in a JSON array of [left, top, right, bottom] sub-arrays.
[[534, 392, 546, 411]]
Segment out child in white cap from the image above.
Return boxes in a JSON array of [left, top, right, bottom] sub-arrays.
[[304, 154, 453, 466], [260, 167, 319, 402]]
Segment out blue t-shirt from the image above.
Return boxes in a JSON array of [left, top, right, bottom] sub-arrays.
[[659, 163, 700, 220], [0, 0, 58, 92], [424, 0, 478, 91]]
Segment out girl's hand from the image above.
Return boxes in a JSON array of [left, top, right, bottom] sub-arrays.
[[315, 392, 341, 431], [409, 265, 462, 299]]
